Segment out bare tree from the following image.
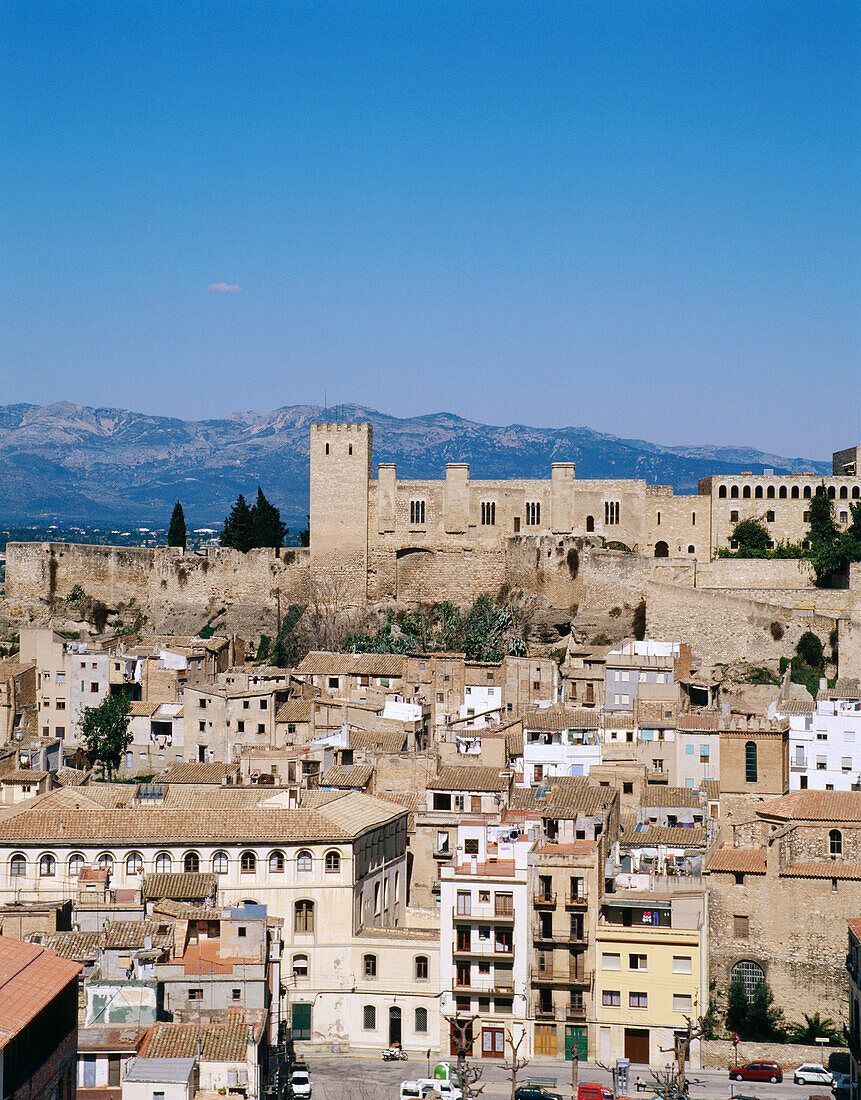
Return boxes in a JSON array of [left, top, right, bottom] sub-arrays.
[[442, 1013, 484, 1100], [502, 1027, 529, 1100], [653, 1015, 706, 1097], [298, 574, 366, 653]]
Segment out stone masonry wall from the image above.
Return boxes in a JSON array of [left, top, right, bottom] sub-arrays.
[[701, 1039, 842, 1071]]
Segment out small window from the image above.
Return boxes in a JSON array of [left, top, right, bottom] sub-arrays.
[[629, 953, 647, 971], [410, 500, 426, 525], [363, 1004, 376, 1030], [415, 1006, 428, 1032], [126, 852, 144, 875], [240, 851, 257, 873], [232, 988, 242, 1001], [830, 829, 843, 856], [297, 850, 313, 873], [325, 850, 341, 873], [39, 854, 55, 877], [155, 852, 171, 874], [672, 955, 693, 973], [673, 994, 693, 1013], [364, 953, 377, 977], [188, 988, 203, 1001], [464, 838, 479, 855], [766, 510, 775, 523], [10, 853, 26, 876], [293, 954, 309, 977], [295, 900, 314, 933], [734, 916, 749, 939], [745, 741, 757, 783], [415, 955, 429, 980], [183, 851, 200, 873], [601, 952, 621, 970], [238, 926, 247, 938], [269, 850, 285, 873], [212, 851, 228, 875], [481, 501, 496, 526], [68, 853, 84, 877], [629, 991, 648, 1008], [602, 990, 621, 1006]]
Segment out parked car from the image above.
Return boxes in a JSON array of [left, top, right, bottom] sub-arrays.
[[729, 1063, 783, 1084], [794, 1065, 833, 1087], [515, 1088, 564, 1100], [831, 1072, 850, 1100], [290, 1070, 312, 1098], [577, 1086, 614, 1100], [401, 1080, 463, 1100]]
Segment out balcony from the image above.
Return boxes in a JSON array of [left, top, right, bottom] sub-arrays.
[[533, 891, 557, 908], [453, 941, 514, 959], [533, 922, 588, 946], [453, 978, 515, 996], [533, 998, 588, 1021], [790, 757, 808, 771], [453, 905, 514, 923], [434, 846, 453, 861], [531, 967, 590, 987], [565, 892, 588, 909]]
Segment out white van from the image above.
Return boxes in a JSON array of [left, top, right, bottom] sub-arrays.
[[401, 1080, 463, 1100]]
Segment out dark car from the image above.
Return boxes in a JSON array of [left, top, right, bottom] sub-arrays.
[[515, 1088, 564, 1100], [729, 1063, 783, 1084], [832, 1073, 850, 1100]]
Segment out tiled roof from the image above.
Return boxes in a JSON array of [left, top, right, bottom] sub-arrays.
[[603, 713, 636, 729], [775, 699, 816, 715], [621, 824, 707, 847], [701, 779, 720, 801], [376, 791, 423, 829], [155, 763, 239, 785], [350, 728, 408, 753], [151, 900, 215, 921], [142, 872, 222, 902], [509, 777, 614, 819], [275, 700, 313, 724], [0, 936, 82, 1046], [760, 790, 861, 822], [428, 766, 509, 793], [55, 767, 89, 787], [819, 679, 861, 701], [297, 651, 406, 678], [706, 847, 767, 874], [78, 1026, 147, 1052], [315, 791, 407, 833], [321, 763, 374, 789], [677, 713, 720, 731], [0, 659, 34, 681], [1, 770, 48, 784], [103, 920, 174, 951], [299, 789, 349, 809], [847, 918, 861, 940], [141, 1013, 257, 1062], [781, 862, 861, 880], [523, 707, 600, 731], [44, 930, 101, 961], [128, 702, 162, 717], [642, 785, 703, 808]]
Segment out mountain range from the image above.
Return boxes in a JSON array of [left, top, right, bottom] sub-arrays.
[[0, 401, 830, 529]]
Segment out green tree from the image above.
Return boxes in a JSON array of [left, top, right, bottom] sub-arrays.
[[78, 693, 132, 779], [221, 493, 255, 552], [808, 486, 839, 545], [788, 1012, 844, 1046], [731, 518, 771, 556], [796, 630, 825, 670], [252, 487, 287, 549], [168, 500, 187, 549], [726, 975, 749, 1037], [269, 604, 306, 667], [746, 979, 784, 1041]]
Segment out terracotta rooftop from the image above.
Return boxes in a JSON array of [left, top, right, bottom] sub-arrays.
[[321, 763, 374, 789], [706, 847, 767, 874], [509, 777, 614, 819], [78, 1026, 147, 1052], [275, 700, 313, 724], [0, 936, 82, 1047], [760, 790, 861, 822], [1, 770, 49, 784], [103, 920, 175, 952], [128, 701, 163, 717], [297, 651, 405, 678], [141, 1012, 262, 1061], [781, 862, 861, 880], [677, 713, 720, 731], [701, 779, 720, 801], [155, 763, 240, 785], [44, 930, 102, 962], [621, 824, 707, 847], [428, 766, 509, 793], [847, 918, 861, 941], [642, 785, 703, 809], [524, 706, 600, 731], [349, 728, 408, 753]]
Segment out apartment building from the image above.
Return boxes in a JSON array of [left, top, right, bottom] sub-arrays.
[[522, 707, 602, 784], [594, 886, 707, 1067], [604, 641, 691, 715], [439, 822, 531, 1058], [771, 681, 861, 792]]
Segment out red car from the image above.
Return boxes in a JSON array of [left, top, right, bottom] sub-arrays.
[[729, 1063, 783, 1084]]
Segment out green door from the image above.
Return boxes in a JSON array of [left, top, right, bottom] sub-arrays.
[[292, 1003, 312, 1041], [565, 1025, 587, 1061]]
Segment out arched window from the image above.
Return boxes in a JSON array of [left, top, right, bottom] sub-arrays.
[[853, 487, 860, 499], [731, 959, 765, 999], [374, 882, 381, 913], [126, 851, 144, 875], [410, 500, 426, 525], [212, 851, 228, 875], [585, 515, 594, 532], [654, 541, 669, 558], [779, 486, 787, 499], [718, 485, 727, 499], [481, 501, 496, 526], [240, 851, 257, 874], [68, 853, 85, 877], [415, 955, 429, 980], [742, 486, 751, 499], [39, 854, 55, 877], [292, 954, 309, 977], [730, 485, 739, 498], [604, 501, 620, 525], [687, 545, 695, 554], [840, 486, 848, 499], [745, 741, 757, 783], [325, 850, 341, 873], [791, 485, 800, 499], [828, 486, 836, 499], [183, 851, 200, 873], [754, 486, 763, 499], [294, 900, 314, 933], [9, 853, 26, 877], [767, 485, 775, 499], [830, 829, 843, 856], [97, 852, 114, 873], [155, 852, 172, 874], [525, 502, 541, 526], [363, 1005, 376, 1030], [415, 1006, 428, 1033], [269, 850, 285, 873], [297, 850, 312, 873], [804, 485, 812, 499], [364, 953, 377, 977]]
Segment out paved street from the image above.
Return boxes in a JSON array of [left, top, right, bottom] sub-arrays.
[[298, 1053, 829, 1100]]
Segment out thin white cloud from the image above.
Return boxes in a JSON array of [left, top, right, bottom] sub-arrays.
[[207, 282, 243, 293]]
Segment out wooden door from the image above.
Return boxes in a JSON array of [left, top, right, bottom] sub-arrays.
[[624, 1028, 650, 1064], [482, 1027, 505, 1058], [534, 1023, 557, 1057]]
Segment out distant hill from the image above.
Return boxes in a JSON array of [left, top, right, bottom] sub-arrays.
[[0, 401, 830, 529]]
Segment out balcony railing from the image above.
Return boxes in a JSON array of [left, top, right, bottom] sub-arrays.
[[533, 922, 588, 945], [453, 941, 514, 958], [531, 967, 590, 986], [565, 892, 588, 908], [533, 998, 588, 1021], [453, 978, 515, 995], [790, 757, 808, 771], [453, 905, 514, 922], [533, 891, 557, 908]]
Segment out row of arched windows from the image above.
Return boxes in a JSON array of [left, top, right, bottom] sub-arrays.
[[363, 1005, 428, 1032], [719, 483, 860, 501], [8, 848, 342, 878], [362, 953, 428, 980]]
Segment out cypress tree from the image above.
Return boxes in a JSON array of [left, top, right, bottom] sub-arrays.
[[167, 501, 187, 549], [252, 486, 287, 549], [221, 494, 255, 552]]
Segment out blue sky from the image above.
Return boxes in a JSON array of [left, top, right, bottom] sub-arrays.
[[2, 0, 858, 457]]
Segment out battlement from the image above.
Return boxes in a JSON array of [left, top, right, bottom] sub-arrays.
[[311, 422, 372, 433]]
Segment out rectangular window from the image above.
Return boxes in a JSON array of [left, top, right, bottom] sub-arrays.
[[672, 955, 693, 973], [601, 952, 621, 970], [188, 988, 203, 1001], [685, 745, 695, 755], [673, 994, 693, 1014], [629, 991, 648, 1008], [628, 954, 647, 971], [733, 915, 749, 939], [602, 990, 621, 1007]]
